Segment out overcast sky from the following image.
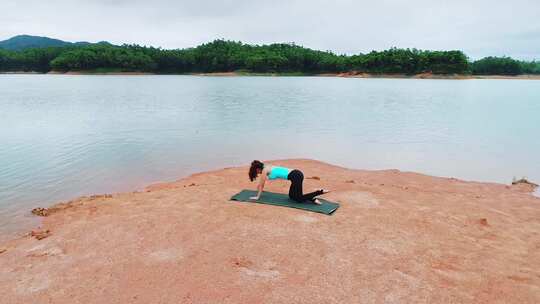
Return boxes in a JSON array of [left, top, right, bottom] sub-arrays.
[[1, 0, 539, 59]]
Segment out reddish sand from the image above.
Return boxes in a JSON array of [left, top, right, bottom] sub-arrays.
[[1, 159, 539, 303], [322, 71, 540, 80], [4, 71, 540, 79]]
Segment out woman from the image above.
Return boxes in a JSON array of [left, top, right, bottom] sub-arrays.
[[248, 160, 330, 204]]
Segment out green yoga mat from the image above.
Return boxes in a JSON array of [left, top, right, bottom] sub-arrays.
[[230, 190, 340, 215]]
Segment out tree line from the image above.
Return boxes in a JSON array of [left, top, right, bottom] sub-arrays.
[[1, 40, 538, 75]]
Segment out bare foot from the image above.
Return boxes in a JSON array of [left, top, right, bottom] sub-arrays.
[[313, 199, 323, 205]]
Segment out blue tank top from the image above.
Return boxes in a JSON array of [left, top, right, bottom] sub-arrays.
[[268, 166, 290, 180]]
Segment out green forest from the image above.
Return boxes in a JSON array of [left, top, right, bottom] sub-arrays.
[[0, 40, 538, 75]]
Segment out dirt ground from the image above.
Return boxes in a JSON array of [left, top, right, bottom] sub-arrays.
[[1, 159, 539, 303]]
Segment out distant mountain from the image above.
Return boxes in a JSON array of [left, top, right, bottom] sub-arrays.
[[0, 35, 110, 51]]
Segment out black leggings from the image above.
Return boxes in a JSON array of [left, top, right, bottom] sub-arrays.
[[287, 169, 324, 203]]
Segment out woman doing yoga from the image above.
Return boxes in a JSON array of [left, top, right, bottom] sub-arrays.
[[248, 160, 330, 204]]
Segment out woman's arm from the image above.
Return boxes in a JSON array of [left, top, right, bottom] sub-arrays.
[[250, 168, 268, 200], [257, 173, 267, 198]]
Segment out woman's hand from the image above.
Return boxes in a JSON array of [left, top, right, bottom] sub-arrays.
[[249, 196, 259, 200]]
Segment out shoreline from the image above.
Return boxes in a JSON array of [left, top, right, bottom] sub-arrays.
[[2, 70, 540, 79], [1, 161, 538, 244], [1, 159, 539, 303], [1, 160, 538, 243]]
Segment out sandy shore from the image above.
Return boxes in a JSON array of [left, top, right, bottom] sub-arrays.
[[319, 72, 540, 80], [192, 72, 540, 80], [194, 72, 540, 80], [48, 71, 154, 75], [472, 74, 540, 80], [1, 159, 539, 303], [3, 71, 540, 79]]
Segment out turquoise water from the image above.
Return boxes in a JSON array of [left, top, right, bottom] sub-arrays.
[[1, 75, 539, 239]]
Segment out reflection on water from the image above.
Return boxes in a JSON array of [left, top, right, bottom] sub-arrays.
[[1, 74, 539, 239]]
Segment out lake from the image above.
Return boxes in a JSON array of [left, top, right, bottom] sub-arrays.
[[1, 74, 539, 240]]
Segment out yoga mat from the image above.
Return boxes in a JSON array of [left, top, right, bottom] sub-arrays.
[[230, 190, 340, 215]]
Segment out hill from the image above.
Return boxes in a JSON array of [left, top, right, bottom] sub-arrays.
[[0, 35, 104, 51], [0, 36, 538, 75]]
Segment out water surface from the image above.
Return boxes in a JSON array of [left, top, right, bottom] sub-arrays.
[[1, 75, 539, 240]]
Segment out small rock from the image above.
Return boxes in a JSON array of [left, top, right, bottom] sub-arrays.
[[479, 218, 489, 226], [31, 207, 50, 217], [307, 176, 321, 180], [31, 229, 51, 240], [188, 183, 196, 187], [512, 178, 538, 187], [345, 180, 355, 183], [0, 248, 6, 254], [231, 257, 253, 268], [89, 194, 113, 200]]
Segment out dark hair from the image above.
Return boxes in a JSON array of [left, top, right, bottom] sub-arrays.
[[249, 160, 264, 182]]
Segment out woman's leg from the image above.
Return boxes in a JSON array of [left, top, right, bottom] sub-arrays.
[[301, 189, 324, 201], [288, 170, 304, 201], [288, 170, 324, 203]]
